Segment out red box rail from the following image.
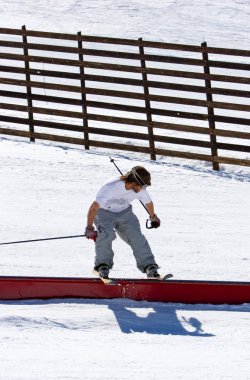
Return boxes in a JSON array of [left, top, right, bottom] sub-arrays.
[[0, 276, 250, 304]]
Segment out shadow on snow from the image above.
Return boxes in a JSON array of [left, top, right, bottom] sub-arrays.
[[2, 298, 249, 336], [107, 301, 214, 336]]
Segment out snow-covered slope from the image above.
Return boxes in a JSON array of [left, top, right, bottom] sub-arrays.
[[0, 137, 249, 281], [1, 0, 249, 48]]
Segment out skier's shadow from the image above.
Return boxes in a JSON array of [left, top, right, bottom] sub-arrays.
[[108, 302, 214, 336]]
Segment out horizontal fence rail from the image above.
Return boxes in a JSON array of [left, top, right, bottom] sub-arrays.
[[0, 26, 250, 170]]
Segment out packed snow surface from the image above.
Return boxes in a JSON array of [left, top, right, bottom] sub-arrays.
[[0, 137, 249, 380]]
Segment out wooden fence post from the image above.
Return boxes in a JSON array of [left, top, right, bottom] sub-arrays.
[[201, 42, 219, 171], [22, 25, 35, 142], [138, 37, 156, 161], [77, 31, 89, 150]]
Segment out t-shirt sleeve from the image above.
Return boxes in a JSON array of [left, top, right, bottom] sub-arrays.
[[138, 189, 152, 204]]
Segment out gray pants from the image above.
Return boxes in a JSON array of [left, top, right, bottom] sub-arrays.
[[94, 205, 157, 273]]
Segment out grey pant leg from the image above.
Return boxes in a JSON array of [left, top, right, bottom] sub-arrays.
[[94, 209, 116, 269], [115, 207, 157, 273]]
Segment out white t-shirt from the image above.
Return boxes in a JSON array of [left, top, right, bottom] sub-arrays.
[[96, 178, 152, 213]]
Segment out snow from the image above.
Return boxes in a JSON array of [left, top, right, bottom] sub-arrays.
[[0, 299, 249, 380], [0, 1, 250, 379], [1, 137, 250, 380]]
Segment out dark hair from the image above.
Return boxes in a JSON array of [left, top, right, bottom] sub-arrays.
[[120, 166, 151, 186]]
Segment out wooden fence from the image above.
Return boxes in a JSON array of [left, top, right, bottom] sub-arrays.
[[0, 26, 250, 170]]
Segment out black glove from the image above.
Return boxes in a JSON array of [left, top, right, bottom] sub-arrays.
[[150, 214, 161, 228], [85, 226, 97, 242]]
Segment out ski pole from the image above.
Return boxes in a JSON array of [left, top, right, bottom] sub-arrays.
[[109, 157, 158, 229], [0, 234, 85, 246], [109, 156, 123, 175]]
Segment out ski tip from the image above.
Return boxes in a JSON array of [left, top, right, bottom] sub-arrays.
[[147, 273, 173, 281], [162, 273, 174, 280]]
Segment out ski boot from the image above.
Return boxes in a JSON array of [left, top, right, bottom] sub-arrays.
[[145, 264, 160, 279], [96, 264, 110, 279]]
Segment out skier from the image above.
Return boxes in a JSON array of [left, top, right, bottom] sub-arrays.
[[84, 166, 161, 280]]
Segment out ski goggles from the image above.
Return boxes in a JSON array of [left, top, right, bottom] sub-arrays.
[[131, 168, 149, 188]]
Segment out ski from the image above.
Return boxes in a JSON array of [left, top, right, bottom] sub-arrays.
[[92, 269, 117, 285], [93, 269, 173, 284]]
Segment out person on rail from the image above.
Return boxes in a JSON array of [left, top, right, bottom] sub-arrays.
[[84, 166, 161, 280]]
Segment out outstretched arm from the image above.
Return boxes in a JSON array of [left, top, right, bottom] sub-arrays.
[[87, 201, 100, 227]]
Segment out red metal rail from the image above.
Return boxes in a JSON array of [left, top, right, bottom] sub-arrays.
[[0, 276, 250, 304]]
